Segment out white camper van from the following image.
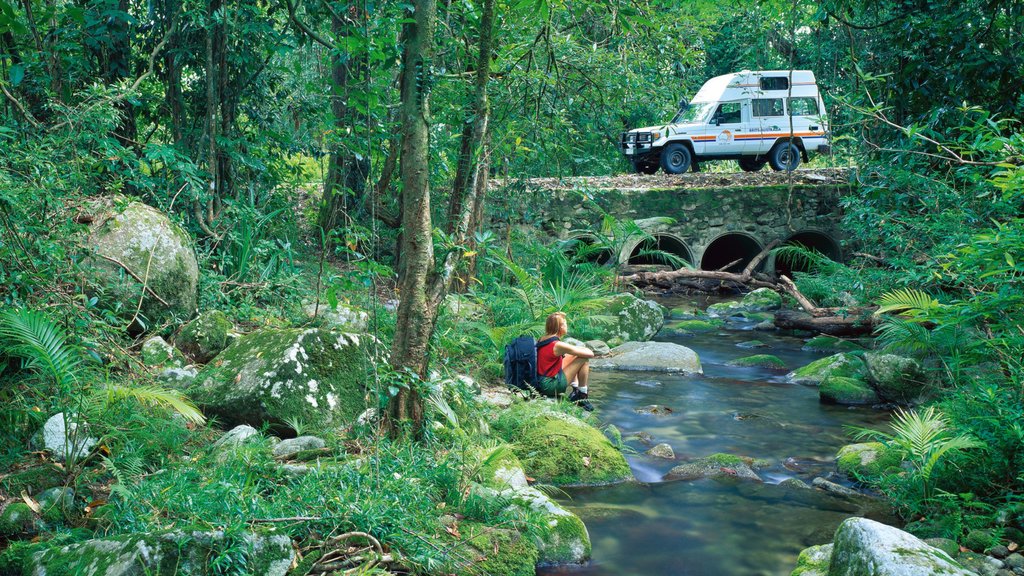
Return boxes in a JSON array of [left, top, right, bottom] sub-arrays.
[[619, 70, 830, 174]]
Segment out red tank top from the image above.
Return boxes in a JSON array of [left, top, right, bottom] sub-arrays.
[[537, 337, 561, 377]]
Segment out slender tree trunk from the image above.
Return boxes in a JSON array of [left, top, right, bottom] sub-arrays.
[[387, 0, 437, 435], [109, 0, 137, 149]]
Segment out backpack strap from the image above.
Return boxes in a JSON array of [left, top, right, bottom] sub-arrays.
[[536, 336, 559, 349]]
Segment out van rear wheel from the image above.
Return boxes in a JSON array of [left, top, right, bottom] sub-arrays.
[[738, 156, 767, 172], [769, 142, 801, 171], [660, 143, 692, 174]]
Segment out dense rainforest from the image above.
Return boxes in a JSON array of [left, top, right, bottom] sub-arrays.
[[1, 0, 1023, 574]]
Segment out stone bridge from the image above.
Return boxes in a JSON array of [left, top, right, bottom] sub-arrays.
[[496, 169, 850, 276]]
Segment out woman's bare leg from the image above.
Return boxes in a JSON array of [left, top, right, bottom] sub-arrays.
[[562, 357, 590, 388]]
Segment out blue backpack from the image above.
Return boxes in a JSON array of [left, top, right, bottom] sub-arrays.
[[504, 336, 557, 392]]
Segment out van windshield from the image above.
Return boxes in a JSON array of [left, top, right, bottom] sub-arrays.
[[671, 101, 715, 124]]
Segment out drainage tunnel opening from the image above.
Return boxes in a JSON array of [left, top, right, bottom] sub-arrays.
[[700, 233, 763, 272], [628, 234, 693, 267], [563, 236, 614, 265], [774, 232, 841, 278]]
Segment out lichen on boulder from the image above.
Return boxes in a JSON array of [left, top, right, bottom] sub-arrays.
[[81, 198, 199, 327], [587, 293, 665, 344], [787, 352, 864, 386], [706, 288, 782, 318], [142, 335, 187, 368], [0, 503, 38, 538], [305, 302, 370, 332], [836, 442, 902, 479], [190, 328, 374, 431], [664, 453, 761, 482], [820, 375, 879, 405], [176, 310, 233, 363], [864, 352, 926, 404], [728, 354, 787, 369], [590, 341, 702, 373], [826, 517, 975, 576], [493, 402, 632, 486]]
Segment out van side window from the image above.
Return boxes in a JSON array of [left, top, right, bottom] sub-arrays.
[[788, 97, 819, 116], [752, 98, 784, 117], [712, 102, 742, 124], [760, 77, 789, 91]]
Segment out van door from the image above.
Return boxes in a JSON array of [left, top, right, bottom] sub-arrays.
[[750, 97, 786, 157], [706, 101, 745, 155], [788, 96, 823, 150]]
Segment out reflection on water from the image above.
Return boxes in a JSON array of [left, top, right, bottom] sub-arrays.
[[538, 297, 892, 576]]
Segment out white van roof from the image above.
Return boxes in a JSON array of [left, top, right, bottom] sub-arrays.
[[692, 70, 819, 103]]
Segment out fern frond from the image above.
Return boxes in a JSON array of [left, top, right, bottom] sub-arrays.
[[875, 288, 942, 316], [98, 383, 206, 424], [771, 245, 839, 274], [0, 309, 82, 391], [875, 317, 934, 353], [427, 390, 459, 429]]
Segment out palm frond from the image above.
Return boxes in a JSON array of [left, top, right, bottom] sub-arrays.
[[875, 317, 934, 353], [771, 245, 839, 274], [427, 389, 459, 429], [97, 383, 206, 425], [875, 288, 942, 316], [0, 309, 82, 391]]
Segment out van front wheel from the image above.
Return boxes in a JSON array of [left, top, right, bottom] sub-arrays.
[[769, 142, 801, 171], [660, 143, 692, 174]]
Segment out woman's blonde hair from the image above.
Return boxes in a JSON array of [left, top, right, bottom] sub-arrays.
[[545, 312, 566, 335]]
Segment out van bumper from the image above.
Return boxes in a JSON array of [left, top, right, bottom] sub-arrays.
[[817, 144, 832, 156]]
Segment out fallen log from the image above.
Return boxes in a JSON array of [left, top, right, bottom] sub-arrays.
[[620, 240, 780, 289], [773, 308, 878, 336]]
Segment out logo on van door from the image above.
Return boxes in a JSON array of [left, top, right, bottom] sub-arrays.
[[717, 130, 733, 143]]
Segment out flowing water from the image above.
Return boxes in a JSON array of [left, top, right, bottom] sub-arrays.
[[538, 297, 894, 576]]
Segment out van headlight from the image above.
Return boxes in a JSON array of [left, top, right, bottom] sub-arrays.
[[652, 131, 662, 140]]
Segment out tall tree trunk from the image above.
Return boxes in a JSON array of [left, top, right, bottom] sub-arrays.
[[108, 0, 137, 149], [387, 0, 437, 435], [317, 8, 369, 243]]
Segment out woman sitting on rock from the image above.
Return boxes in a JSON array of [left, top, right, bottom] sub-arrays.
[[535, 312, 595, 411]]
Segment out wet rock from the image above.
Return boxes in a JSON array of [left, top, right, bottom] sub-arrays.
[[634, 379, 662, 388], [176, 310, 234, 363], [802, 335, 864, 353], [24, 530, 294, 575], [991, 546, 1012, 559], [706, 288, 782, 317], [584, 340, 611, 356], [923, 537, 960, 559], [864, 352, 926, 404], [820, 375, 879, 405], [632, 431, 655, 446], [33, 413, 96, 463], [646, 443, 675, 459], [588, 294, 665, 344], [836, 442, 902, 478], [728, 354, 787, 370], [790, 543, 832, 576], [591, 341, 702, 374], [828, 517, 974, 576], [662, 318, 724, 334], [787, 352, 865, 386], [634, 404, 673, 415], [82, 198, 199, 327], [271, 436, 326, 459], [811, 477, 863, 499], [665, 453, 761, 482], [737, 339, 768, 348], [1005, 553, 1024, 570], [754, 320, 776, 331], [778, 477, 812, 490], [191, 328, 374, 431], [142, 336, 187, 368]]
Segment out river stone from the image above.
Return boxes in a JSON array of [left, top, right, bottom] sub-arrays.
[[959, 552, 1003, 576], [827, 517, 975, 576], [820, 376, 879, 405], [646, 443, 675, 459], [663, 318, 724, 334], [665, 453, 761, 482], [271, 436, 326, 459], [1004, 553, 1024, 570], [791, 543, 833, 576], [0, 503, 37, 537], [584, 340, 611, 356], [23, 529, 293, 575], [33, 413, 97, 463], [305, 302, 370, 331], [706, 288, 782, 317], [590, 293, 665, 344], [190, 328, 373, 431], [836, 442, 902, 478], [452, 523, 538, 576], [788, 353, 864, 385], [141, 336, 186, 368], [634, 404, 673, 415], [493, 403, 632, 486], [82, 198, 199, 327], [803, 336, 865, 353], [737, 339, 769, 348], [728, 354, 787, 369], [864, 353, 926, 404], [779, 477, 812, 490], [176, 310, 233, 363], [591, 341, 702, 374]]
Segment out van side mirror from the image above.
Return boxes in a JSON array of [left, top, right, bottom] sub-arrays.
[[710, 117, 720, 126]]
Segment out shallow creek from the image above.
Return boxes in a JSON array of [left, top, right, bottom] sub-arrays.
[[538, 296, 894, 576]]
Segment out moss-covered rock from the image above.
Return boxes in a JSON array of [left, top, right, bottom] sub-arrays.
[[802, 336, 865, 353], [305, 302, 370, 331], [664, 453, 761, 482], [787, 352, 864, 386], [864, 353, 926, 404], [820, 376, 879, 405], [474, 444, 529, 490], [728, 354, 787, 369], [963, 528, 998, 552], [0, 503, 38, 537], [790, 543, 832, 576], [836, 442, 902, 479], [666, 318, 725, 333], [0, 464, 65, 495], [453, 523, 539, 576], [587, 294, 665, 343], [36, 487, 75, 524], [177, 310, 233, 363], [737, 339, 768, 348], [707, 288, 782, 318], [82, 198, 199, 327], [190, 328, 374, 431], [828, 517, 974, 576], [493, 402, 631, 486], [924, 538, 960, 559], [22, 529, 293, 575], [142, 335, 187, 368]]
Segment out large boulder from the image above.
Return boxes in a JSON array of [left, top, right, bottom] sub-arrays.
[[493, 403, 632, 486], [472, 444, 591, 566], [82, 198, 199, 326], [820, 376, 879, 405], [590, 341, 702, 374], [824, 517, 975, 576], [836, 442, 902, 479], [588, 294, 665, 345], [864, 353, 926, 403], [664, 453, 761, 482], [19, 530, 293, 575], [787, 353, 864, 386], [190, 328, 374, 431], [32, 413, 97, 463], [791, 544, 833, 576], [176, 310, 233, 363], [305, 302, 370, 332], [141, 336, 187, 369], [706, 288, 782, 318]]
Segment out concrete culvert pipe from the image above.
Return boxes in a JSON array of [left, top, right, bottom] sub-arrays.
[[774, 231, 841, 278], [563, 235, 614, 265], [627, 234, 693, 267], [700, 233, 763, 272]]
